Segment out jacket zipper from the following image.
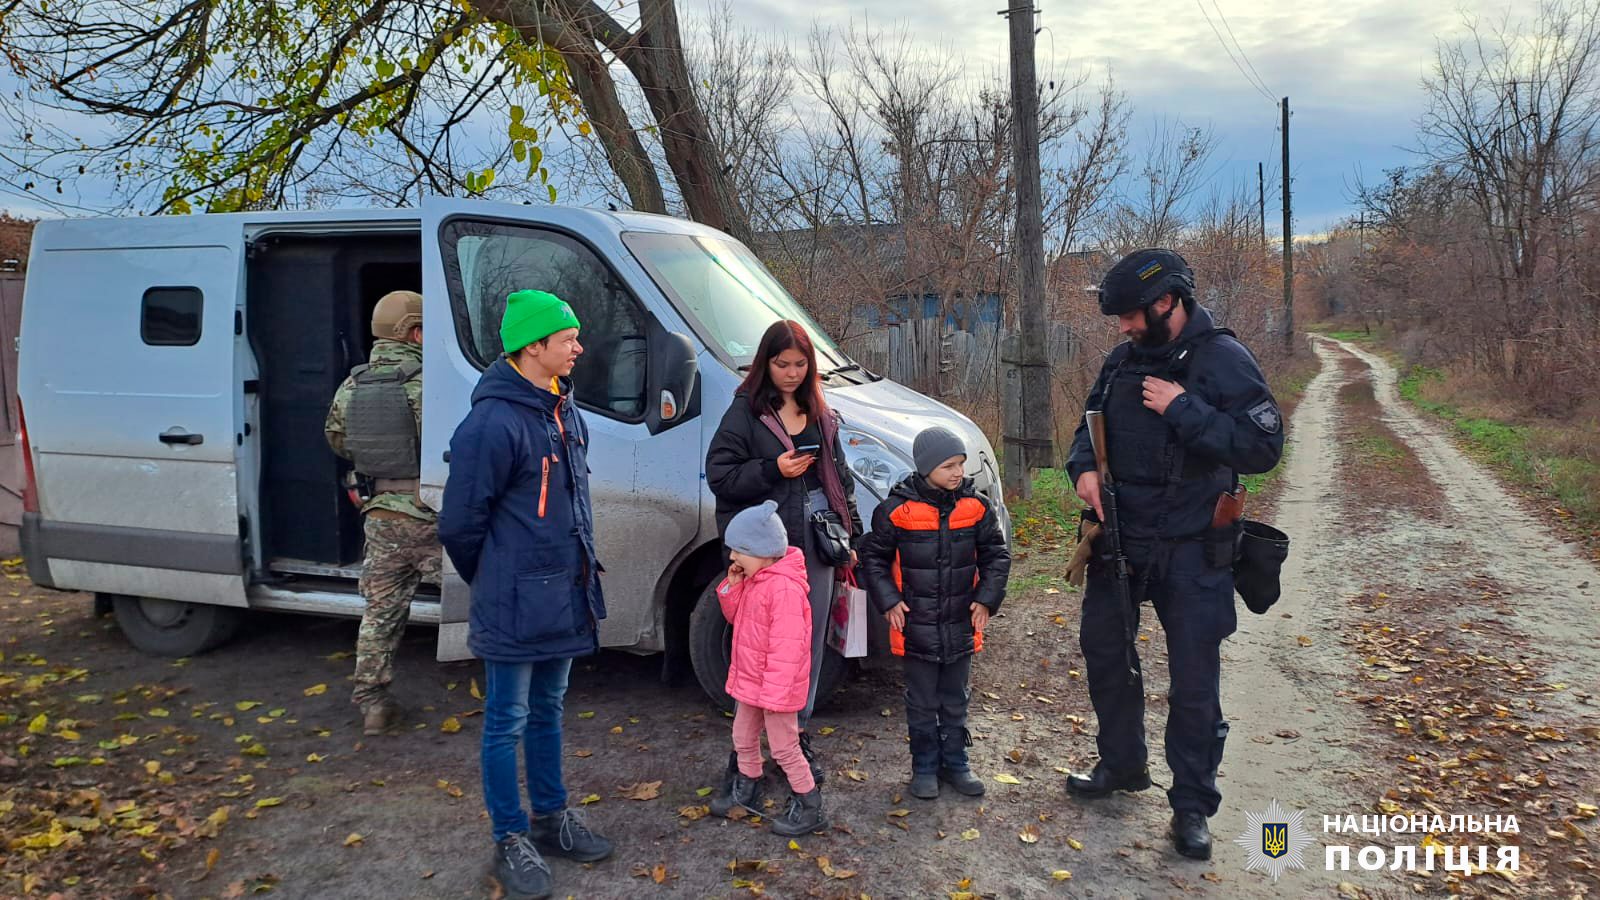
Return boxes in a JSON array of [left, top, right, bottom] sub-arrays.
[[539, 456, 551, 518]]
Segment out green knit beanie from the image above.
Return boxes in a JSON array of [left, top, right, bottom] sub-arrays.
[[501, 290, 581, 354]]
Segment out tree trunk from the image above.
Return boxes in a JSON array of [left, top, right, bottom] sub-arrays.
[[479, 0, 668, 215], [622, 0, 751, 242]]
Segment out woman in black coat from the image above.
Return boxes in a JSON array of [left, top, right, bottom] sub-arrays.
[[705, 320, 863, 782]]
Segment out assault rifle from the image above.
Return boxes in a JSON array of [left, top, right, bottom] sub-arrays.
[[1084, 410, 1140, 686]]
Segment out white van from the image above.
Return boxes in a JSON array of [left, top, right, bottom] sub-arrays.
[[18, 197, 1008, 705]]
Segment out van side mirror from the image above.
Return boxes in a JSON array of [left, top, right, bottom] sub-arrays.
[[646, 330, 699, 434]]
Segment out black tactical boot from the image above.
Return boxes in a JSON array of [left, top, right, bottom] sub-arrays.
[[710, 772, 764, 818], [798, 730, 826, 785], [1065, 761, 1152, 798], [492, 833, 553, 899], [938, 727, 986, 797], [530, 809, 613, 863], [770, 787, 827, 837], [1171, 811, 1213, 860]]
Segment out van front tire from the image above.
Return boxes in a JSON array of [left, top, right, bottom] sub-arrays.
[[109, 594, 242, 657], [687, 578, 848, 714]]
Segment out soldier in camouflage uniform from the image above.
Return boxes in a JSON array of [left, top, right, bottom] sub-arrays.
[[325, 290, 442, 735]]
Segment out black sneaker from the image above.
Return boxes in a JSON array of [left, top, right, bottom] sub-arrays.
[[531, 808, 614, 863], [798, 730, 826, 785], [493, 833, 553, 899], [770, 787, 827, 837]]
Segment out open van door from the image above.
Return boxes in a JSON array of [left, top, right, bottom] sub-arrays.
[[19, 219, 248, 608], [418, 197, 703, 662]]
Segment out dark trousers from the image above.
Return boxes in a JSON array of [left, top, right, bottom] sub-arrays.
[[904, 654, 973, 774], [1080, 540, 1236, 816]]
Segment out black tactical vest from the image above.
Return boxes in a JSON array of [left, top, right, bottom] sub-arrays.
[[1100, 329, 1233, 489], [344, 361, 421, 479]]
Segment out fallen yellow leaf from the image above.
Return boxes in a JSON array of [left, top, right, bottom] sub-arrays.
[[994, 773, 1022, 785], [303, 684, 328, 697], [580, 794, 601, 806], [961, 828, 980, 841], [1019, 825, 1040, 844], [1052, 870, 1072, 881], [235, 701, 261, 711], [255, 797, 283, 808], [306, 753, 326, 763], [26, 713, 48, 734], [144, 760, 161, 775], [818, 726, 835, 735], [440, 717, 462, 734], [344, 832, 364, 847], [1067, 837, 1084, 851], [470, 678, 483, 700], [788, 839, 802, 851]]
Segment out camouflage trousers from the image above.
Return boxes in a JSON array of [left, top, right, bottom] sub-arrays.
[[352, 512, 442, 711]]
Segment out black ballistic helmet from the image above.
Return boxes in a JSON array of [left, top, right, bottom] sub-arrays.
[[1096, 248, 1196, 316]]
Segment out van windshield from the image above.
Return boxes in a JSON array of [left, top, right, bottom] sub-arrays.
[[622, 231, 851, 369]]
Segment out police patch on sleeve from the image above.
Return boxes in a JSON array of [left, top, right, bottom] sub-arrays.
[[1248, 400, 1282, 434]]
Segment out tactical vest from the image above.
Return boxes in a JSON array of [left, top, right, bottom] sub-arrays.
[[343, 361, 421, 479], [1100, 328, 1234, 489]]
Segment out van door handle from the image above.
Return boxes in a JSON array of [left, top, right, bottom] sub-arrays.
[[159, 431, 204, 446]]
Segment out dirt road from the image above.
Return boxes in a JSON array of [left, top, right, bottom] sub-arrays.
[[2, 337, 1596, 898]]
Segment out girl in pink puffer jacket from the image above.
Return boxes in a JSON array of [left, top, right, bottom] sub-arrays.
[[708, 501, 827, 837]]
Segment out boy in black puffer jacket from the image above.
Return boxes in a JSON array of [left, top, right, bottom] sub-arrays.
[[860, 426, 1011, 800]]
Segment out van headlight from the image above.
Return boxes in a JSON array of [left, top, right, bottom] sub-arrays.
[[840, 427, 913, 498]]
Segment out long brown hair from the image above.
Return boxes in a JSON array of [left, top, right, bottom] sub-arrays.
[[739, 320, 828, 417]]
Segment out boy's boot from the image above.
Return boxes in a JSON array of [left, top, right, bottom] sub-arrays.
[[937, 727, 986, 797], [908, 727, 941, 799], [710, 771, 764, 818], [770, 786, 827, 837]]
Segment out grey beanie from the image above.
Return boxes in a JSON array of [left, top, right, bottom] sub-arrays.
[[725, 500, 788, 559], [913, 426, 967, 476]]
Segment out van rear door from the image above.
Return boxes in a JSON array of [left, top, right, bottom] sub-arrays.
[[19, 220, 248, 606]]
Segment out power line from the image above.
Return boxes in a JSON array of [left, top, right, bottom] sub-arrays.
[[1209, 0, 1276, 100], [1193, 0, 1276, 105]]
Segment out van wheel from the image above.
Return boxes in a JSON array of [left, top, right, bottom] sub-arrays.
[[109, 594, 242, 657], [687, 578, 848, 714]]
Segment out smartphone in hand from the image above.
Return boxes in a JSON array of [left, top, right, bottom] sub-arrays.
[[795, 443, 821, 458]]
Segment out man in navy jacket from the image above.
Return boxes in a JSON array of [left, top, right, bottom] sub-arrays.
[[440, 289, 612, 900]]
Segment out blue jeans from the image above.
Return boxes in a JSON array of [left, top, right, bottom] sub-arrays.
[[482, 658, 572, 840]]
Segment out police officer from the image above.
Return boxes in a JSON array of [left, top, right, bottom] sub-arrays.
[[325, 290, 442, 736], [1063, 249, 1285, 860]]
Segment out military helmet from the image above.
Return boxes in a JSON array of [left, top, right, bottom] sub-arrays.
[[371, 290, 423, 340], [1095, 248, 1195, 316]]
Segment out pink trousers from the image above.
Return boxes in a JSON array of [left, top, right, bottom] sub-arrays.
[[732, 702, 815, 794]]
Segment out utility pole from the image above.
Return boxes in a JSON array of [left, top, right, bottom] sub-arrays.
[[1258, 161, 1267, 253], [1000, 0, 1051, 499], [1280, 96, 1294, 352]]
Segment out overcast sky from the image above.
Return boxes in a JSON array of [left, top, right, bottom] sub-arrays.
[[0, 0, 1531, 233]]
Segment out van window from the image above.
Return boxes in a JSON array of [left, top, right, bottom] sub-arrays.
[[141, 287, 203, 346], [442, 222, 648, 421]]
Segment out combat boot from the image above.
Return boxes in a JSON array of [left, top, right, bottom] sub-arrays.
[[1065, 761, 1152, 798], [361, 696, 402, 736], [770, 787, 827, 837], [1171, 811, 1213, 860]]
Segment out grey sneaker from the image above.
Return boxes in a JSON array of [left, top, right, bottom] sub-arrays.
[[531, 808, 614, 863], [493, 833, 553, 899]]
